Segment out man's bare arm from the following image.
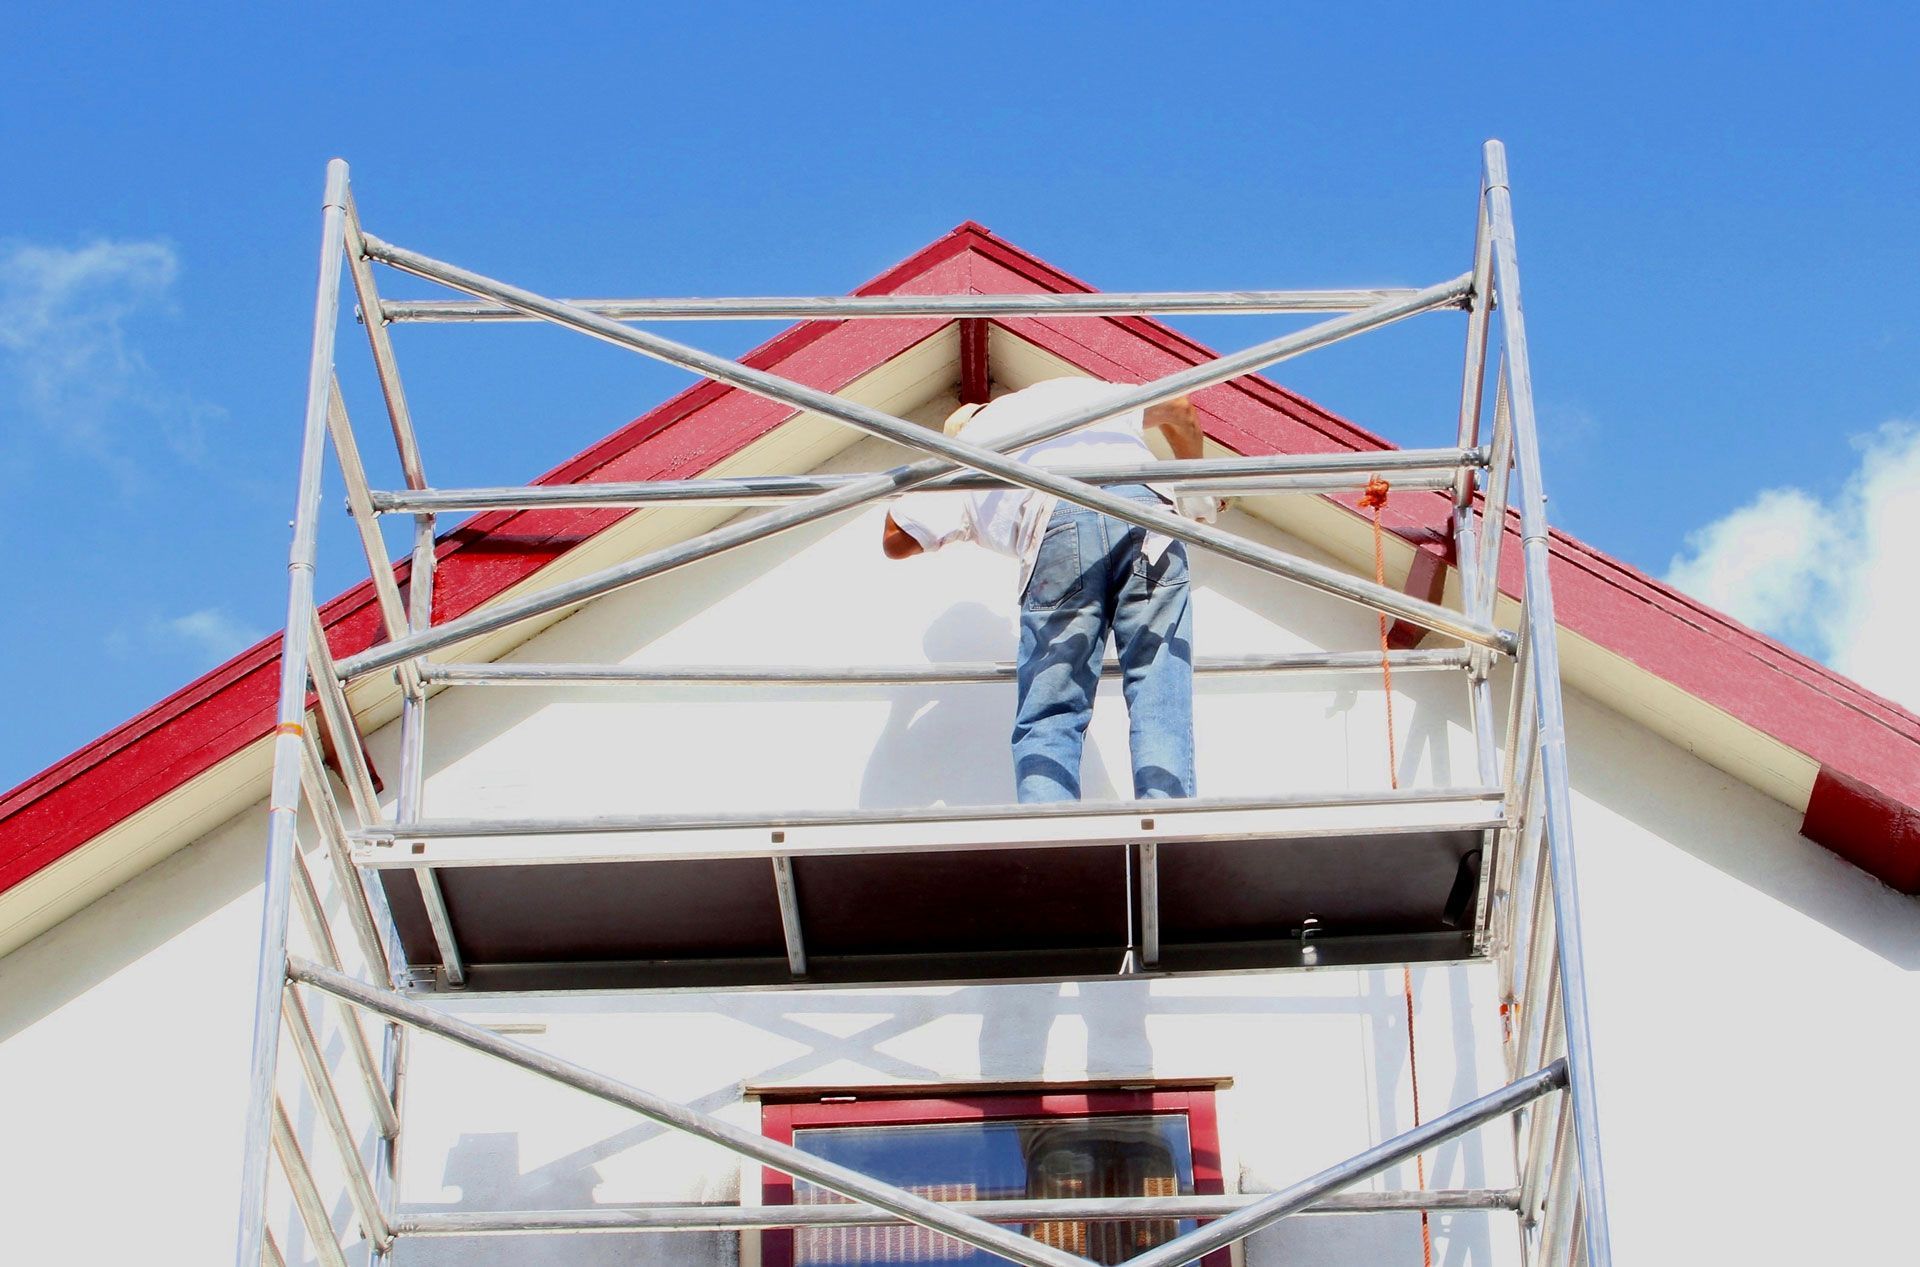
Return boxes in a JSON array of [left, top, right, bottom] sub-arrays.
[[1144, 396, 1203, 460], [881, 513, 924, 558], [1146, 396, 1226, 521], [886, 396, 1196, 557]]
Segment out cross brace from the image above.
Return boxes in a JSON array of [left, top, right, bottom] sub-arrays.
[[334, 245, 1499, 681], [292, 956, 1564, 1267]]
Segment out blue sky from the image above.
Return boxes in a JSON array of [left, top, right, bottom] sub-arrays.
[[2, 4, 1916, 788]]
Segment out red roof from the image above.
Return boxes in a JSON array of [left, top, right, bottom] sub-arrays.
[[3, 223, 1916, 900]]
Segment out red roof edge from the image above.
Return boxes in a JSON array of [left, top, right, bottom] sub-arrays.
[[1805, 767, 1920, 895], [4, 221, 1918, 904], [954, 240, 1920, 894], [0, 231, 974, 894]]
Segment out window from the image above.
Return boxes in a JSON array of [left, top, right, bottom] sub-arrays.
[[761, 1089, 1229, 1267]]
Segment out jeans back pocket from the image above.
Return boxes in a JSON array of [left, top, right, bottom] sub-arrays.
[[1131, 537, 1190, 589], [1022, 515, 1086, 608]]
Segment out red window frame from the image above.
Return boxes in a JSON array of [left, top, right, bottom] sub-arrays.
[[760, 1088, 1230, 1267]]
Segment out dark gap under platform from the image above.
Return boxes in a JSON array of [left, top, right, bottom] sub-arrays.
[[379, 825, 1486, 992]]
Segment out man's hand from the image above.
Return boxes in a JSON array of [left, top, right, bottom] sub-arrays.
[[881, 513, 924, 559], [1149, 396, 1225, 520], [1145, 395, 1203, 461]]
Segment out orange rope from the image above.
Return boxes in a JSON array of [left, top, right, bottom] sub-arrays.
[[1361, 475, 1432, 1267], [1359, 477, 1399, 790], [1403, 962, 1433, 1265]]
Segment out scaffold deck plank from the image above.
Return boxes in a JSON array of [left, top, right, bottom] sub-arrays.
[[365, 796, 1495, 990]]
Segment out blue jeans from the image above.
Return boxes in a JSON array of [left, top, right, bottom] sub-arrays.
[[1013, 485, 1195, 803]]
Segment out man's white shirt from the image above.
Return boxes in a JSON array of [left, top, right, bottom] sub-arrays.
[[889, 377, 1213, 595]]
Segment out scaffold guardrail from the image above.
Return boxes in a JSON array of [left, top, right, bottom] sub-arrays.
[[235, 139, 1610, 1267]]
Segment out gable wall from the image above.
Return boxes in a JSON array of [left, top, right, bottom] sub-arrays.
[[2, 435, 1916, 1265]]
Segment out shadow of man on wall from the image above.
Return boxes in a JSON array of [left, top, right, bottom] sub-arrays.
[[859, 600, 1121, 809]]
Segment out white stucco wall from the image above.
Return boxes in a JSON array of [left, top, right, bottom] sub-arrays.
[[2, 435, 1916, 1266]]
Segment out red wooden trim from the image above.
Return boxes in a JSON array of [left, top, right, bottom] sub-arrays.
[[958, 319, 991, 405], [1803, 765, 1920, 894], [778, 1089, 1201, 1129], [5, 220, 1919, 900], [760, 1086, 1228, 1267], [763, 1101, 798, 1213], [1182, 1091, 1225, 1199]]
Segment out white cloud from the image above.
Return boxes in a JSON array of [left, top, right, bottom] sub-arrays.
[[151, 607, 265, 663], [1665, 488, 1836, 647], [0, 238, 218, 478], [1665, 421, 1920, 710]]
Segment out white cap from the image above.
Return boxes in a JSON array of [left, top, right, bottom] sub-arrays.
[[942, 401, 986, 436]]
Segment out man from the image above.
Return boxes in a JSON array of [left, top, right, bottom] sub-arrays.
[[882, 376, 1213, 804]]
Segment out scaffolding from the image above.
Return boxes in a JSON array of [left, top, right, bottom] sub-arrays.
[[237, 140, 1610, 1266]]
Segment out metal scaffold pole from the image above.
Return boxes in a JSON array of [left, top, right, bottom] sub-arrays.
[[332, 259, 1490, 680], [235, 141, 1604, 1266], [293, 955, 1567, 1267], [381, 286, 1428, 322], [235, 157, 351, 1267], [1483, 138, 1613, 1267]]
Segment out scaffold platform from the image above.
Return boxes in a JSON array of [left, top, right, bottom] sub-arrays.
[[358, 791, 1496, 989], [235, 140, 1612, 1267]]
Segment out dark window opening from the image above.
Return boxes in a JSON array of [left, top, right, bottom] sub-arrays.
[[762, 1089, 1229, 1267]]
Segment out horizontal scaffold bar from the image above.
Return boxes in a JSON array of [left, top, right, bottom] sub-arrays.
[[368, 448, 1484, 514], [423, 647, 1472, 687], [361, 784, 1502, 839], [296, 952, 1561, 1267], [349, 787, 1507, 869], [395, 1187, 1521, 1236], [336, 245, 1490, 680], [291, 958, 1117, 1267], [379, 287, 1438, 323]]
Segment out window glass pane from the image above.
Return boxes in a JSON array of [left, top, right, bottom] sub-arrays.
[[790, 1114, 1196, 1266]]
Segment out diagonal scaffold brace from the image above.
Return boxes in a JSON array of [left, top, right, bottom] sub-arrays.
[[238, 142, 1608, 1267], [333, 245, 1504, 681], [291, 956, 1566, 1267]]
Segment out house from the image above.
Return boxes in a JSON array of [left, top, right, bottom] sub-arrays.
[[2, 186, 1917, 1267]]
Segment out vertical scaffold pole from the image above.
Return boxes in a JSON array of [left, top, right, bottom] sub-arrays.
[[1453, 160, 1502, 832], [1482, 139, 1612, 1267], [397, 512, 466, 985], [236, 157, 351, 1267]]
